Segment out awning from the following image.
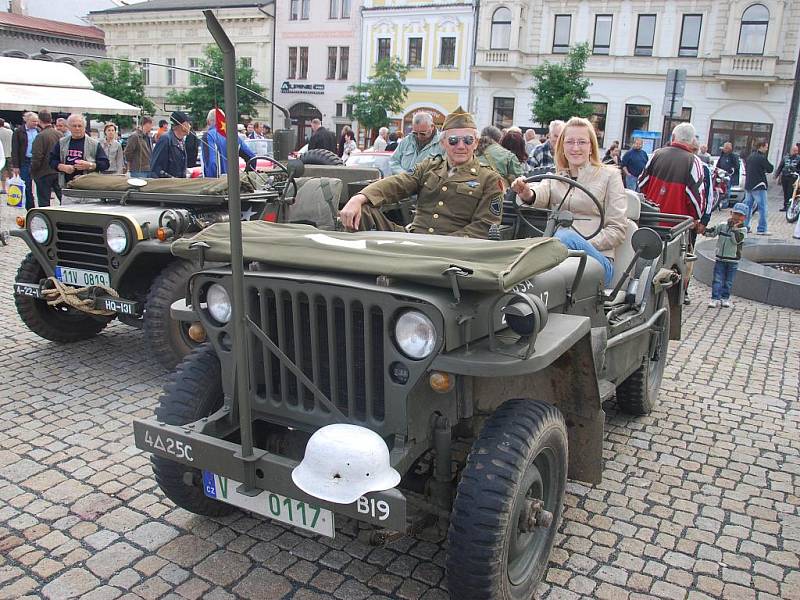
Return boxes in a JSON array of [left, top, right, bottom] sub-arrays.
[[0, 57, 141, 116]]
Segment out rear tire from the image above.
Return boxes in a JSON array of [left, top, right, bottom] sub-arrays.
[[786, 198, 800, 223], [14, 253, 111, 342], [447, 399, 567, 600], [143, 259, 200, 370], [616, 293, 670, 415], [300, 149, 344, 166], [152, 345, 234, 517]]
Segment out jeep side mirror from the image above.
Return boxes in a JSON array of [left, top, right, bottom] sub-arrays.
[[631, 228, 663, 260]]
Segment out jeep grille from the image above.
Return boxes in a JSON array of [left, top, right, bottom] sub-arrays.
[[247, 281, 386, 425], [54, 223, 108, 270]]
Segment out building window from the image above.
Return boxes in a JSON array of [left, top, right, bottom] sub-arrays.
[[336, 103, 343, 118], [288, 47, 297, 79], [378, 38, 391, 62], [327, 47, 337, 79], [738, 4, 769, 55], [140, 58, 150, 85], [341, 0, 350, 18], [708, 119, 772, 159], [593, 15, 612, 55], [290, 0, 299, 20], [329, 0, 338, 19], [301, 0, 310, 19], [635, 15, 656, 56], [408, 38, 423, 68], [440, 37, 456, 67], [586, 102, 607, 148], [299, 46, 309, 78], [339, 46, 349, 79], [492, 97, 515, 129], [166, 57, 176, 85], [241, 57, 252, 69], [188, 57, 200, 84], [553, 14, 571, 54], [622, 104, 651, 149], [679, 15, 702, 57], [490, 7, 512, 50], [661, 107, 692, 146]]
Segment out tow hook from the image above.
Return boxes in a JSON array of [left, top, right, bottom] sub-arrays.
[[519, 498, 553, 532]]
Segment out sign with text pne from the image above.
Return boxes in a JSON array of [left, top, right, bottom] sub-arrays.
[[281, 81, 325, 95]]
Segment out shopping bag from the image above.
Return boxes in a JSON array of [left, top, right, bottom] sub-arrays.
[[7, 176, 26, 209]]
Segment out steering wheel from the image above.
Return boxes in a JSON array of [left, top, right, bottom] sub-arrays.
[[247, 155, 289, 187], [516, 173, 605, 240]]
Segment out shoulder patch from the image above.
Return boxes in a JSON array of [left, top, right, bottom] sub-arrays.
[[490, 195, 502, 216]]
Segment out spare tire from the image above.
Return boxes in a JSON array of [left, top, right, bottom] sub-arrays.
[[301, 149, 344, 166]]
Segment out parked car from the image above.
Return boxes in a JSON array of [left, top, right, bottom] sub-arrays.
[[346, 150, 394, 178]]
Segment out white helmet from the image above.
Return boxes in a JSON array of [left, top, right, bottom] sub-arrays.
[[292, 424, 401, 504]]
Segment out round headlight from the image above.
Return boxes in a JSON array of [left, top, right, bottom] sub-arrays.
[[207, 283, 232, 324], [29, 214, 50, 244], [106, 221, 130, 254], [394, 310, 436, 360]]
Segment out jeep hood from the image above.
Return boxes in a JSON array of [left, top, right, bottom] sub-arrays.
[[171, 222, 568, 292]]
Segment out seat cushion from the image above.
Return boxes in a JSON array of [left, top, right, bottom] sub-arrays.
[[610, 218, 638, 286]]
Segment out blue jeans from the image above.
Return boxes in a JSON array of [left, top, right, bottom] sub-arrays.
[[555, 229, 614, 286], [712, 260, 738, 300], [625, 174, 639, 191], [744, 188, 768, 233], [20, 158, 34, 210]]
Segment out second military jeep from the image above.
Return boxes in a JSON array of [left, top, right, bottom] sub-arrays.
[[132, 176, 693, 598]]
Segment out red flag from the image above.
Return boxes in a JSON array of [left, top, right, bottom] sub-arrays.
[[215, 107, 226, 137]]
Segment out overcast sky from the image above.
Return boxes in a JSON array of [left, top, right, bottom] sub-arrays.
[[6, 0, 146, 25]]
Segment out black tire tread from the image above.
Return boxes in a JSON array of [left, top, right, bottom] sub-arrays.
[[151, 345, 234, 517], [300, 148, 344, 166], [615, 359, 650, 415], [14, 253, 110, 342], [446, 399, 567, 599]]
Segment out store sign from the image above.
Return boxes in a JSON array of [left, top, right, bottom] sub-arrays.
[[281, 81, 325, 95]]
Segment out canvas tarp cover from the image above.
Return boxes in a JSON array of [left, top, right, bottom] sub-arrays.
[[66, 173, 261, 195], [171, 222, 569, 292]]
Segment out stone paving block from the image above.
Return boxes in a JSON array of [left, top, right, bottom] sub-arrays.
[[192, 549, 251, 586], [231, 568, 292, 599], [85, 541, 144, 579], [41, 568, 100, 599]]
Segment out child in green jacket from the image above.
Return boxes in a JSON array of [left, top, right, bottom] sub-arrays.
[[704, 202, 748, 308]]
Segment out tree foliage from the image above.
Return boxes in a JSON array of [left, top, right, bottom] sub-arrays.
[[167, 46, 265, 126], [530, 43, 593, 126], [344, 58, 409, 138], [84, 60, 155, 129]]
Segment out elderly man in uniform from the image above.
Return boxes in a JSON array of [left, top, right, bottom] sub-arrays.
[[339, 107, 503, 239]]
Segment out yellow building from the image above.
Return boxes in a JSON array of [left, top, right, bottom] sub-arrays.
[[360, 0, 477, 132]]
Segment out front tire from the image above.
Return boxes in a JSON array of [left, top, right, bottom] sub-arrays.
[[786, 198, 800, 223], [14, 253, 111, 342], [143, 259, 200, 369], [152, 345, 234, 517], [447, 399, 568, 600]]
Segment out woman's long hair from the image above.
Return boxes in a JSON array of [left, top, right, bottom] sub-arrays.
[[500, 130, 527, 163], [553, 117, 603, 172]]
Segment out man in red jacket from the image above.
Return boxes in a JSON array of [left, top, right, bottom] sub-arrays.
[[638, 122, 707, 303]]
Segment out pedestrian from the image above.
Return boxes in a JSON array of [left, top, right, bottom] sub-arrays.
[[475, 125, 522, 185], [602, 140, 619, 163], [55, 118, 68, 136], [150, 111, 191, 178], [341, 129, 357, 162], [246, 122, 259, 139], [500, 130, 531, 175], [184, 127, 199, 169], [154, 119, 169, 142], [339, 106, 503, 239], [263, 125, 273, 139], [10, 111, 39, 210], [307, 118, 338, 153], [30, 109, 62, 207], [371, 127, 389, 152], [703, 202, 748, 308], [697, 144, 712, 165], [100, 123, 125, 174], [388, 111, 442, 175], [742, 141, 773, 235], [338, 125, 354, 158], [50, 114, 109, 189], [716, 142, 740, 208], [775, 145, 800, 211], [524, 128, 540, 157], [0, 118, 12, 195], [529, 120, 564, 169], [620, 137, 648, 191], [201, 108, 255, 178], [638, 122, 707, 304], [384, 132, 399, 152], [124, 116, 154, 178]]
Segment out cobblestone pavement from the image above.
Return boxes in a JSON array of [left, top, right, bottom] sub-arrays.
[[1, 188, 798, 600]]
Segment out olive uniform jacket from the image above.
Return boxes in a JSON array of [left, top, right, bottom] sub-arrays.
[[360, 156, 503, 239], [477, 142, 523, 185]]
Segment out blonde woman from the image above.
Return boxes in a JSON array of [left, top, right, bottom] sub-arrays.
[[511, 116, 628, 285], [100, 123, 125, 174]]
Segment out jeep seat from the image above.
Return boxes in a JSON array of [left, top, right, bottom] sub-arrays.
[[300, 165, 381, 207], [609, 190, 641, 287]]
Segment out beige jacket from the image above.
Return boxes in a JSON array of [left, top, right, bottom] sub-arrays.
[[522, 163, 628, 259]]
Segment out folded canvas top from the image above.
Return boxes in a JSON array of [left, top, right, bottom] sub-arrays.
[[66, 173, 262, 195]]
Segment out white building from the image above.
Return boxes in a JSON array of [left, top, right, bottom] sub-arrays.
[[89, 0, 275, 128], [472, 0, 799, 160], [273, 0, 362, 147], [360, 0, 477, 133]]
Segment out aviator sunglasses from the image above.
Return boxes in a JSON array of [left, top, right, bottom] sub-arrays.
[[447, 135, 475, 146]]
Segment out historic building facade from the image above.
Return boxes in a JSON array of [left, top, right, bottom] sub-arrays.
[[0, 12, 106, 66], [90, 0, 275, 127], [273, 0, 363, 147], [472, 0, 799, 159], [360, 0, 477, 133]]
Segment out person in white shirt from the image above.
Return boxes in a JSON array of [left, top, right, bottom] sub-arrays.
[[372, 127, 389, 151]]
